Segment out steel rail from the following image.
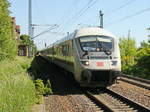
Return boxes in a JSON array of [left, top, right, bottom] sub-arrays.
[[84, 88, 150, 112], [106, 89, 150, 112], [120, 74, 150, 84], [119, 74, 150, 90], [84, 91, 114, 112]]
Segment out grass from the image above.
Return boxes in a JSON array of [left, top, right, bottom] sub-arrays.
[[0, 57, 36, 112]]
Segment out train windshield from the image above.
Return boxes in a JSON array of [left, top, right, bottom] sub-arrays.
[[79, 36, 113, 52]]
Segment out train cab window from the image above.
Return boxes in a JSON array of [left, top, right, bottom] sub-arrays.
[[79, 36, 113, 52]]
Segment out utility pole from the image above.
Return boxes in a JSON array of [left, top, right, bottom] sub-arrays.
[[127, 29, 131, 55], [128, 29, 131, 39], [127, 29, 131, 46], [99, 10, 104, 28], [28, 0, 59, 54], [147, 28, 150, 38], [28, 0, 32, 57], [45, 43, 47, 48]]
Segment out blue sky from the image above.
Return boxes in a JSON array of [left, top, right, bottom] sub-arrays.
[[8, 0, 150, 50]]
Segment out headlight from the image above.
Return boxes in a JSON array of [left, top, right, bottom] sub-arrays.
[[111, 61, 117, 66], [81, 61, 89, 66]]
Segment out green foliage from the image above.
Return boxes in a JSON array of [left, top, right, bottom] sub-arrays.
[[0, 52, 14, 61], [35, 79, 45, 104], [34, 79, 53, 103], [0, 57, 36, 112], [20, 34, 32, 46], [44, 79, 53, 96], [119, 37, 137, 73], [17, 56, 33, 70], [147, 28, 150, 30], [0, 0, 17, 57], [35, 79, 45, 95], [133, 40, 150, 79], [132, 29, 150, 79], [137, 41, 150, 58], [28, 56, 53, 96], [119, 28, 150, 80], [19, 34, 37, 55]]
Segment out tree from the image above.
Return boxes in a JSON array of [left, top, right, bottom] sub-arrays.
[[19, 34, 37, 55], [146, 27, 150, 37], [0, 0, 17, 56], [20, 34, 32, 46], [119, 37, 137, 73], [123, 28, 150, 79], [131, 42, 150, 79], [133, 28, 150, 79]]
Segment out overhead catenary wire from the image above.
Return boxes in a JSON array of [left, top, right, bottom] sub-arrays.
[[69, 0, 100, 25], [66, 0, 95, 22], [51, 0, 98, 42], [107, 0, 136, 15], [64, 0, 98, 26], [57, 0, 95, 32], [58, 0, 100, 34], [57, 0, 81, 27], [107, 7, 150, 26], [32, 0, 59, 39], [32, 25, 59, 39], [51, 0, 82, 40], [33, 0, 98, 49], [117, 0, 136, 11]]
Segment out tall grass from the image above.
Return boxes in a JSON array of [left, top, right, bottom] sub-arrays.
[[0, 57, 36, 112]]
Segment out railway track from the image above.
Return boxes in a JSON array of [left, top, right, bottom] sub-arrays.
[[38, 56, 150, 111], [119, 74, 150, 90], [83, 88, 150, 112]]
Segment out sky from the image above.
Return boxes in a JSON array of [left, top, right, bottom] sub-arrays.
[[8, 0, 150, 50]]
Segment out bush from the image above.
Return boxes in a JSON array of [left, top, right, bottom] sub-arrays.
[[44, 79, 53, 96], [0, 52, 14, 61], [0, 57, 36, 112], [34, 79, 53, 103], [35, 79, 45, 104], [35, 79, 45, 95]]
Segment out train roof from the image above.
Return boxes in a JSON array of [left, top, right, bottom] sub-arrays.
[[53, 27, 116, 45], [76, 27, 116, 38]]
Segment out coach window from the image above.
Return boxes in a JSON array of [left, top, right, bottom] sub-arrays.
[[62, 45, 68, 56]]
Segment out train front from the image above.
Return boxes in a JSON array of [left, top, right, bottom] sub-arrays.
[[74, 27, 121, 87]]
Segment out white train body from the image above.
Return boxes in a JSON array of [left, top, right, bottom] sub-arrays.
[[41, 27, 121, 87]]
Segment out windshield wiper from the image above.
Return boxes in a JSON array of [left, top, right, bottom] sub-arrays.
[[98, 42, 112, 55], [104, 49, 112, 55], [82, 50, 88, 57]]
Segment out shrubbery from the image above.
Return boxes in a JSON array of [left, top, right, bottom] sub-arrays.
[[0, 0, 17, 56], [0, 52, 14, 61], [44, 79, 53, 96], [119, 34, 150, 80], [0, 57, 36, 112], [0, 56, 53, 112], [0, 1, 51, 111], [35, 79, 45, 104], [35, 79, 53, 104]]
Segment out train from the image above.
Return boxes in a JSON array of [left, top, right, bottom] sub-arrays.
[[41, 27, 121, 87]]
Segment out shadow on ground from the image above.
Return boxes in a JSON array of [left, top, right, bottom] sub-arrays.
[[28, 56, 82, 95]]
